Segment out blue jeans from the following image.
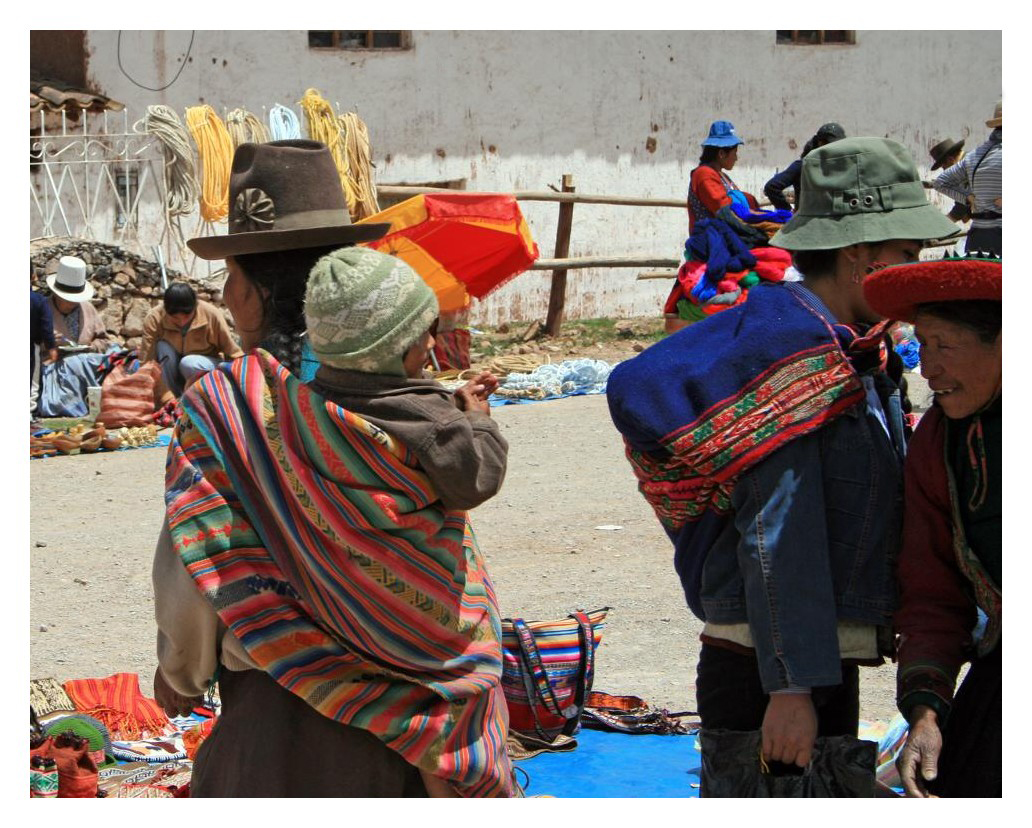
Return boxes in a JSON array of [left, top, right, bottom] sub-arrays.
[[155, 339, 217, 397]]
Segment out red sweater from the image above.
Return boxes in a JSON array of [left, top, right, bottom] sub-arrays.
[[895, 406, 997, 722], [687, 166, 758, 234]]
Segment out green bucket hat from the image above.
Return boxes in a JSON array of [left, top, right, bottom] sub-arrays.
[[771, 136, 959, 251]]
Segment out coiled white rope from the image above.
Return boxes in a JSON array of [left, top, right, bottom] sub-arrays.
[[226, 108, 271, 148], [495, 359, 614, 399], [134, 104, 200, 216], [268, 104, 301, 140]]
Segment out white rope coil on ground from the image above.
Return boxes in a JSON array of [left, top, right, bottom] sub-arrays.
[[268, 104, 301, 140], [493, 359, 614, 400], [134, 105, 200, 217], [226, 108, 271, 148]]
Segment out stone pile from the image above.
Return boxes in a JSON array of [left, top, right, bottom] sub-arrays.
[[29, 238, 232, 351]]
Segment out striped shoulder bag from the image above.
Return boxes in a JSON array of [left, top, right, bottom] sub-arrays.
[[500, 608, 609, 744]]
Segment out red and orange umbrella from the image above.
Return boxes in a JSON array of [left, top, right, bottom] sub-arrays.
[[357, 192, 539, 313]]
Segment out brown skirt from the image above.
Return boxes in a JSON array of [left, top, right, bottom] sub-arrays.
[[190, 667, 428, 797]]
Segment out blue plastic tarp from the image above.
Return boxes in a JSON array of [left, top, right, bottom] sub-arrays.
[[515, 728, 702, 798]]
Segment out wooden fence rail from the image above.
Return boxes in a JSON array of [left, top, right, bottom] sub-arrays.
[[375, 181, 967, 330]]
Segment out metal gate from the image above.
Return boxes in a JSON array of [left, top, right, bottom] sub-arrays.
[[29, 107, 213, 278]]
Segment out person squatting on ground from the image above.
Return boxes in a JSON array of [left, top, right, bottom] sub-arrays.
[[150, 139, 516, 797], [140, 282, 242, 397], [607, 137, 958, 796], [864, 255, 1002, 797]]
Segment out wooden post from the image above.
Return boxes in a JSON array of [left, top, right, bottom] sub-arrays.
[[544, 174, 575, 337]]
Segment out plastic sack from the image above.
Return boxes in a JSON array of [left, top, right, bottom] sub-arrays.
[[699, 729, 877, 797]]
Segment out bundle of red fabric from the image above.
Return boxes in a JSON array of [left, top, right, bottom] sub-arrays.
[[62, 673, 171, 741], [665, 247, 793, 318]]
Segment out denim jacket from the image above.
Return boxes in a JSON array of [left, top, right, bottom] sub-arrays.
[[695, 288, 906, 692]]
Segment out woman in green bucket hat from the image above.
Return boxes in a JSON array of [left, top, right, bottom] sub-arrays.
[[608, 137, 958, 796]]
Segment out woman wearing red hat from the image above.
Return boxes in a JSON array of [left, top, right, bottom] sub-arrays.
[[863, 255, 1002, 798]]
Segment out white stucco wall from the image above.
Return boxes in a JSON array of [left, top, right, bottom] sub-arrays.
[[73, 29, 1001, 323]]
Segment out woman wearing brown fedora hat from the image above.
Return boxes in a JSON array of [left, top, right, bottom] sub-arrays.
[[864, 255, 1001, 798], [151, 140, 516, 797]]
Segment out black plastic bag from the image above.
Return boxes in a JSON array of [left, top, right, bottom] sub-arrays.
[[699, 729, 877, 797]]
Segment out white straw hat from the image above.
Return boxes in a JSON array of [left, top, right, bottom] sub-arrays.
[[45, 256, 95, 302]]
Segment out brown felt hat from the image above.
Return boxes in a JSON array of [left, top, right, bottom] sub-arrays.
[[928, 137, 965, 171], [188, 140, 389, 260]]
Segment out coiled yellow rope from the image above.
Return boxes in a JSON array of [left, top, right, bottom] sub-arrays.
[[135, 105, 199, 217], [185, 105, 234, 222], [225, 108, 271, 149], [299, 89, 353, 213], [338, 111, 380, 219]]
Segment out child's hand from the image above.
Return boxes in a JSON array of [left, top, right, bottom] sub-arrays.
[[454, 371, 498, 414], [468, 371, 500, 400]]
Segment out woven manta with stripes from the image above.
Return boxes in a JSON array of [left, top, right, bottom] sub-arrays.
[[606, 282, 870, 619], [164, 349, 513, 797]]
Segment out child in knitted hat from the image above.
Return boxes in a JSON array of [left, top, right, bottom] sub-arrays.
[[305, 246, 507, 512]]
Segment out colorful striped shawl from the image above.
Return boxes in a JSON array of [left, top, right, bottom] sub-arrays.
[[164, 350, 513, 797], [608, 283, 866, 529]]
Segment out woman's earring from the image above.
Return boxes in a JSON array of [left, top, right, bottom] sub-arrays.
[[851, 262, 861, 284]]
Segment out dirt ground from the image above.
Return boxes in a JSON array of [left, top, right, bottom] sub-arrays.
[[29, 331, 932, 726]]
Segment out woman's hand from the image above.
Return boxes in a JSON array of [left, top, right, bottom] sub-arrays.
[[453, 371, 499, 415], [153, 666, 204, 718], [897, 705, 942, 797], [762, 692, 818, 767]]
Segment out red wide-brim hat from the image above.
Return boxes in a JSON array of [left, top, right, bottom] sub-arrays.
[[863, 254, 1001, 323]]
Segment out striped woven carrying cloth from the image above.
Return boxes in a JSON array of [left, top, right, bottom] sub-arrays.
[[164, 350, 514, 797], [607, 282, 875, 619]]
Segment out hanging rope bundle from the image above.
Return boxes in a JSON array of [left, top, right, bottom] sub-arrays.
[[268, 104, 302, 140], [134, 104, 199, 216], [298, 88, 355, 216], [338, 111, 381, 220], [225, 108, 271, 149], [185, 105, 234, 222]]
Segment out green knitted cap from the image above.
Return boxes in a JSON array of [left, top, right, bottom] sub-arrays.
[[305, 246, 439, 376]]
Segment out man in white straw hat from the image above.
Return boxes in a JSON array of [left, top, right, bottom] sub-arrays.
[[933, 101, 1003, 255], [37, 256, 114, 418], [45, 256, 110, 353]]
